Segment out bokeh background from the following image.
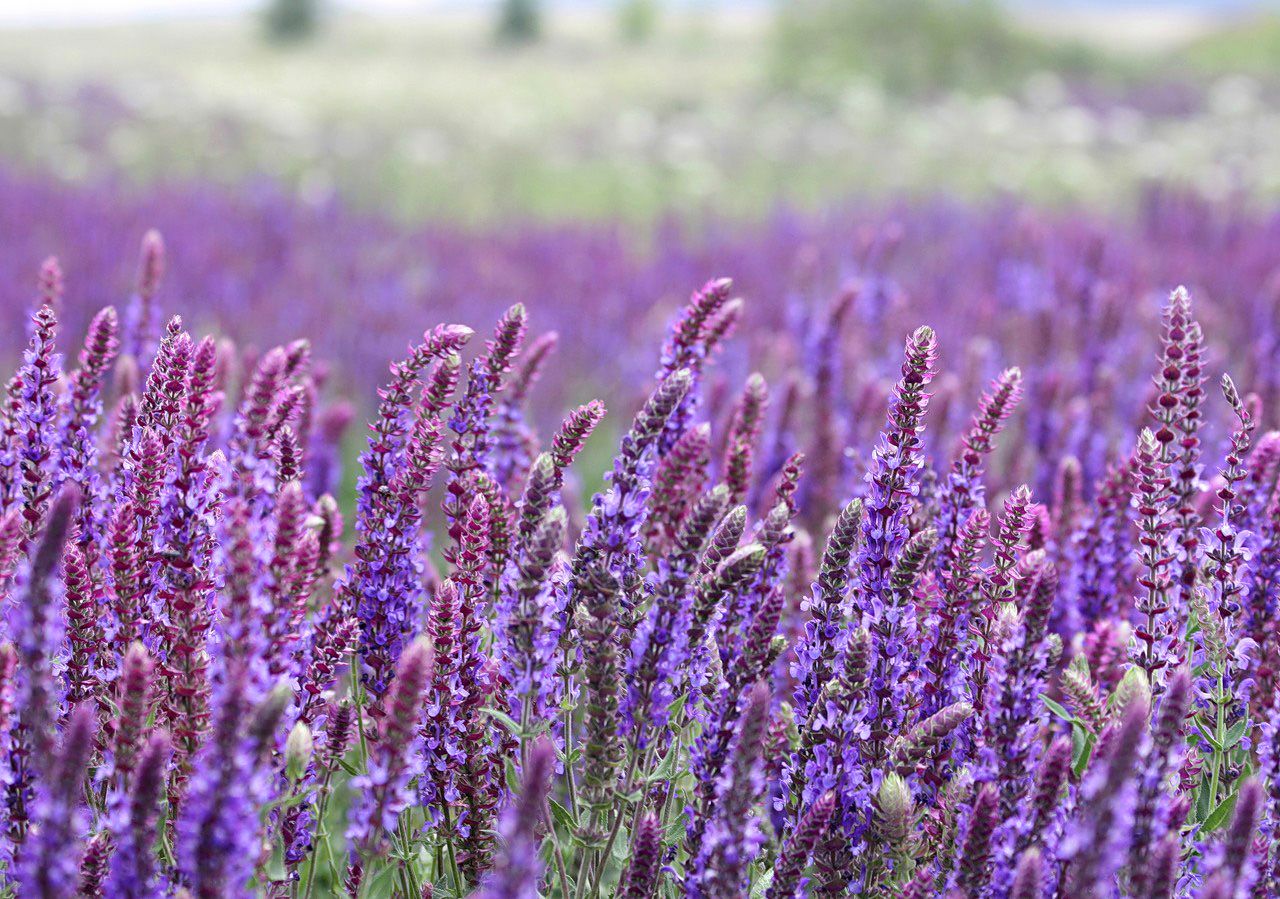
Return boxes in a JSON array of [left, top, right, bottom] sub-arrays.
[[4, 0, 1280, 220], [4, 0, 1280, 464]]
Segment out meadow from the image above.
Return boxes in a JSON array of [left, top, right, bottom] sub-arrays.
[[5, 4, 1280, 898]]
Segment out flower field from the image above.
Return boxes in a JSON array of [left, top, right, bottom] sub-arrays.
[[1, 158, 1280, 898]]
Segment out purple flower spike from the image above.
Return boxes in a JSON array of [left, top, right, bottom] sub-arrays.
[[472, 736, 554, 899], [16, 701, 95, 899]]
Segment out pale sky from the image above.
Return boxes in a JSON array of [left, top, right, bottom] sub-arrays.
[[0, 0, 452, 27], [0, 0, 1266, 27]]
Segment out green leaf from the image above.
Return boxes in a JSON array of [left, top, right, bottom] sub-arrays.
[[1223, 719, 1249, 750], [1070, 723, 1094, 778], [751, 869, 775, 898], [549, 798, 577, 833], [1204, 789, 1239, 832], [1194, 779, 1213, 824], [505, 757, 521, 794], [1041, 695, 1077, 724], [667, 692, 690, 720]]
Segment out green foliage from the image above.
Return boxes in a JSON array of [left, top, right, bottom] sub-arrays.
[[771, 0, 1097, 97], [263, 0, 321, 44], [618, 0, 661, 44], [497, 0, 542, 44], [1184, 13, 1280, 77]]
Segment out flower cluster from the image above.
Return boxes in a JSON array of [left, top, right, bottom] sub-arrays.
[[4, 231, 1280, 899]]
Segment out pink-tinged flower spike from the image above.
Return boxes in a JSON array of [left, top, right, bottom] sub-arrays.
[[920, 508, 989, 719], [0, 510, 23, 596], [1129, 668, 1191, 892], [6, 487, 78, 848], [803, 287, 855, 532], [767, 790, 837, 899], [154, 418, 224, 815], [36, 256, 63, 314], [11, 302, 62, 549], [294, 615, 358, 727], [965, 485, 1032, 736], [176, 671, 288, 899], [936, 367, 1023, 579], [103, 729, 171, 899], [347, 637, 432, 859], [654, 277, 735, 455], [0, 642, 17, 752], [1164, 289, 1206, 609], [950, 784, 998, 897], [1009, 848, 1042, 899], [1060, 699, 1146, 895], [124, 229, 165, 360], [618, 811, 662, 899], [109, 644, 154, 792], [1196, 375, 1257, 719], [421, 579, 466, 829], [1130, 428, 1179, 685], [644, 421, 711, 554], [263, 481, 319, 680], [62, 541, 104, 710], [78, 832, 111, 898], [16, 701, 95, 898], [342, 326, 469, 694], [105, 501, 146, 653], [686, 681, 770, 899], [135, 317, 191, 448], [450, 497, 506, 881], [721, 373, 768, 506], [492, 327, 554, 489], [472, 736, 554, 899], [57, 305, 119, 560]]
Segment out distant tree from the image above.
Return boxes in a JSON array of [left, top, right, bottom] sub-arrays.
[[496, 0, 541, 43], [264, 0, 321, 43], [618, 0, 660, 43]]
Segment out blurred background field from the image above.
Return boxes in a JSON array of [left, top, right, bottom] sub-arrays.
[[2, 0, 1280, 223]]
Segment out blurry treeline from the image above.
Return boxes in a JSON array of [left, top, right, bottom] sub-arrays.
[[772, 0, 1101, 96]]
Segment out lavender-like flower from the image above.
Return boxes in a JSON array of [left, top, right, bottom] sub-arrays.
[[348, 638, 433, 857], [6, 487, 77, 849], [471, 736, 554, 899], [104, 730, 171, 899], [686, 681, 770, 899], [1060, 699, 1146, 894], [936, 367, 1023, 575], [618, 811, 662, 899], [768, 791, 837, 899], [340, 323, 471, 696], [17, 701, 95, 898]]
